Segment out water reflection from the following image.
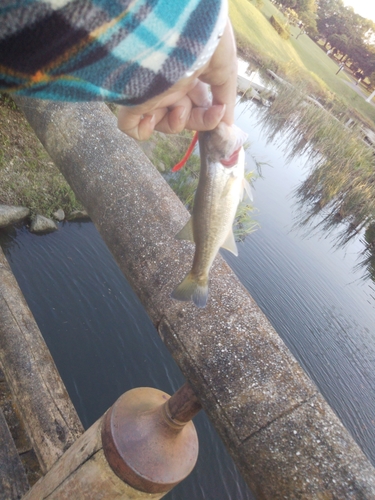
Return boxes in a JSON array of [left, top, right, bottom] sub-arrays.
[[356, 223, 375, 282], [239, 80, 375, 285], [0, 224, 21, 255]]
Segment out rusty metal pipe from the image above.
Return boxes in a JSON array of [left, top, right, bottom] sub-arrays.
[[166, 382, 202, 424]]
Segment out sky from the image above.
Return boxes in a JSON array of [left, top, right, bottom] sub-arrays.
[[342, 0, 375, 23]]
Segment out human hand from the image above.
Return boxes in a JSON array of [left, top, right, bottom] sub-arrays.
[[117, 19, 237, 141]]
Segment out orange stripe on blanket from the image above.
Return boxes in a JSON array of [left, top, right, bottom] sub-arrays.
[[31, 71, 50, 83]]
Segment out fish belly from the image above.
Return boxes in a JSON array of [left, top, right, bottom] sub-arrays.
[[191, 164, 241, 279]]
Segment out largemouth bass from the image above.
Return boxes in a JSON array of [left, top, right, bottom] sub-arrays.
[[172, 123, 251, 308]]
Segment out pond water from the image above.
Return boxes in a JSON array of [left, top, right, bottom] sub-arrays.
[[1, 99, 375, 498], [232, 100, 375, 465]]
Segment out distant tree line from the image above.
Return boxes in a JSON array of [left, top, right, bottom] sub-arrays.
[[277, 0, 375, 82]]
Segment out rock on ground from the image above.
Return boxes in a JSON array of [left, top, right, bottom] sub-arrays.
[[0, 205, 30, 228], [53, 209, 65, 221], [30, 215, 58, 234], [67, 210, 90, 221]]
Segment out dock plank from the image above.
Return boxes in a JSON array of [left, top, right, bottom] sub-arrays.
[[0, 365, 43, 486], [0, 247, 84, 473], [0, 407, 29, 499]]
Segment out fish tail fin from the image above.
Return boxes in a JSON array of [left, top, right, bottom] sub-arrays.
[[171, 273, 208, 308]]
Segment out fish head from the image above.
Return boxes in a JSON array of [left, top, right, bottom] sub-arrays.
[[200, 123, 248, 168]]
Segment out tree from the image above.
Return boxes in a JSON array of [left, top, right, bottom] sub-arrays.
[[327, 33, 348, 57], [349, 44, 375, 77], [299, 11, 318, 36], [317, 0, 371, 43], [278, 0, 297, 8], [295, 0, 316, 15], [317, 0, 345, 42], [317, 0, 342, 20], [317, 0, 375, 75]]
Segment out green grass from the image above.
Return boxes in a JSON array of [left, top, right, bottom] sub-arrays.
[[230, 0, 375, 125], [0, 95, 82, 217], [231, 0, 299, 66], [288, 27, 375, 122]]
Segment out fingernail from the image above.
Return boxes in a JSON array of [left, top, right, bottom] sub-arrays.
[[148, 114, 155, 127], [179, 106, 187, 121], [219, 104, 226, 118]]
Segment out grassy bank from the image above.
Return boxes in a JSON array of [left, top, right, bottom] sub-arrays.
[[0, 95, 82, 218], [230, 0, 375, 126]]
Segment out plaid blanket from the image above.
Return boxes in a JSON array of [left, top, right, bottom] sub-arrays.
[[0, 0, 224, 104]]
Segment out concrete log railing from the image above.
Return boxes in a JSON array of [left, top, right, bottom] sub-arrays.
[[15, 97, 375, 499]]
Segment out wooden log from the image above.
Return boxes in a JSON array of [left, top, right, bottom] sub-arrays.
[[0, 247, 84, 473], [0, 407, 29, 499], [0, 366, 43, 486], [24, 419, 163, 499]]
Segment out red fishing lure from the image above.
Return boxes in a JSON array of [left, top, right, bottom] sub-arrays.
[[171, 131, 199, 172], [172, 130, 241, 171]]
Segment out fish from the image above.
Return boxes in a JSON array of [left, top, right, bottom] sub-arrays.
[[171, 123, 251, 308]]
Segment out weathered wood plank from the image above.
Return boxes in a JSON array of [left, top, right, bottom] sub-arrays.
[[0, 247, 84, 473], [0, 368, 43, 486], [23, 418, 102, 499], [0, 371, 33, 454], [45, 450, 163, 500], [19, 449, 43, 488], [0, 407, 29, 499], [23, 418, 164, 500]]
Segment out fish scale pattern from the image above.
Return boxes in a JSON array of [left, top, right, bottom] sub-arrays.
[[0, 0, 223, 104]]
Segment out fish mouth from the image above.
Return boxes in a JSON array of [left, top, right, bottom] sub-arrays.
[[220, 147, 241, 168]]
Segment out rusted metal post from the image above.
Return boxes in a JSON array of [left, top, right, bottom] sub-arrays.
[[23, 384, 200, 499], [166, 382, 202, 423]]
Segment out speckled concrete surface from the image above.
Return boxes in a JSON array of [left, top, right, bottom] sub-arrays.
[[16, 97, 375, 499]]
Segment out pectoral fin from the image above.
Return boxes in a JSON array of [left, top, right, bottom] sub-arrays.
[[241, 178, 253, 202], [231, 125, 248, 152], [221, 229, 238, 256], [175, 217, 194, 242]]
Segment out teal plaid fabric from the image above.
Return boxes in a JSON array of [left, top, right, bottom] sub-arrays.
[[0, 0, 222, 104]]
